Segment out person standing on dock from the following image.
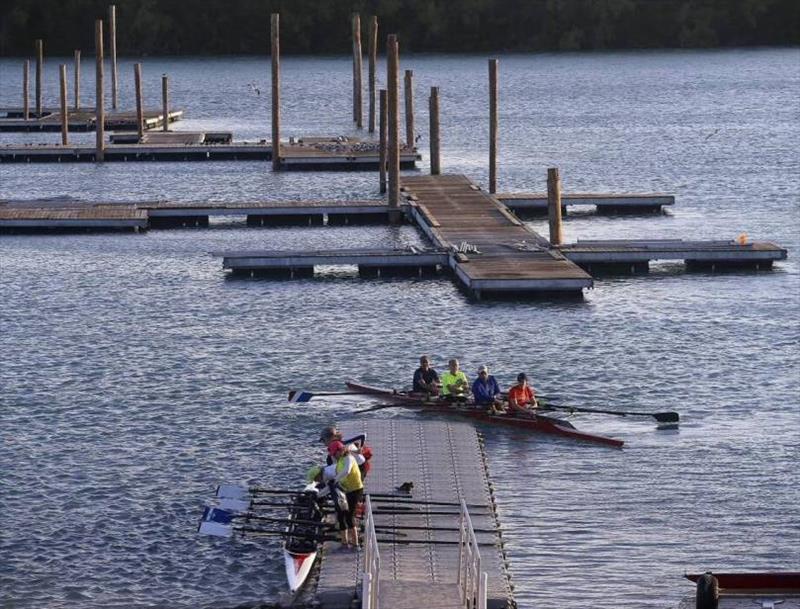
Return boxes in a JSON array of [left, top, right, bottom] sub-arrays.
[[472, 365, 503, 413], [412, 355, 441, 395], [440, 358, 470, 401], [507, 373, 538, 414], [327, 440, 364, 548]]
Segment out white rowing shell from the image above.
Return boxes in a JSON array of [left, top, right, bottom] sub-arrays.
[[284, 549, 317, 592]]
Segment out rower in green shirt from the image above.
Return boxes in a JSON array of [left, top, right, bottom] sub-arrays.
[[440, 358, 470, 401]]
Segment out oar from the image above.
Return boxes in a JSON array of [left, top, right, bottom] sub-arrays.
[[539, 400, 679, 423], [353, 402, 404, 414], [289, 389, 378, 402]]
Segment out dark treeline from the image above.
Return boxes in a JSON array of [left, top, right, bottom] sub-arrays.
[[1, 0, 798, 56]]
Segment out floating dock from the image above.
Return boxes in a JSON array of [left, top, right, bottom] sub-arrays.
[[0, 136, 419, 169], [497, 192, 674, 214], [310, 419, 515, 609], [0, 107, 183, 132]]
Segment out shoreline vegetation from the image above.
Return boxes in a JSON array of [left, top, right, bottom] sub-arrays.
[[1, 0, 798, 57]]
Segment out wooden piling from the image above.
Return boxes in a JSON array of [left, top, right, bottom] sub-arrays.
[[271, 13, 280, 171], [95, 20, 105, 163], [489, 59, 498, 194], [429, 87, 440, 175], [59, 64, 69, 145], [134, 63, 144, 140], [35, 39, 43, 117], [379, 89, 387, 194], [367, 16, 378, 133], [22, 60, 29, 121], [387, 35, 400, 215], [74, 50, 81, 110], [404, 70, 414, 149], [352, 13, 363, 129], [109, 5, 118, 110], [161, 74, 169, 132], [547, 167, 563, 246]]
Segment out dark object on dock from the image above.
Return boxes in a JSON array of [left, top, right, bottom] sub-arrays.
[[686, 571, 800, 609]]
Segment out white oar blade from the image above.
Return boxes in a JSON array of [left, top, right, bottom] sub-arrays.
[[216, 484, 251, 500], [288, 391, 313, 403], [218, 498, 251, 513], [198, 521, 234, 537]]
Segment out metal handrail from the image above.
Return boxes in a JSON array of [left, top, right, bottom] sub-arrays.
[[457, 499, 488, 609], [361, 495, 381, 609]]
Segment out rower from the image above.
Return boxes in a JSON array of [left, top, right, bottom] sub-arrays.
[[507, 372, 538, 414], [412, 355, 441, 396], [440, 358, 470, 402], [327, 440, 364, 548], [319, 426, 372, 478], [472, 365, 504, 414]]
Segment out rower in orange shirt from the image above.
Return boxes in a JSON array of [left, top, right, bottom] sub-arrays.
[[506, 373, 538, 414]]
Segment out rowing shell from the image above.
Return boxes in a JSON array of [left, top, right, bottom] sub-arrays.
[[346, 380, 624, 448], [283, 488, 323, 592]]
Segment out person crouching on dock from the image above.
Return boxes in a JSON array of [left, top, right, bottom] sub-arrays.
[[412, 355, 441, 396], [472, 365, 504, 414], [506, 373, 538, 414], [327, 440, 364, 548], [440, 358, 470, 402]]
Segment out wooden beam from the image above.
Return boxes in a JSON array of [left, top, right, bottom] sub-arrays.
[[73, 50, 81, 110], [367, 16, 378, 133], [489, 59, 498, 194], [134, 63, 144, 140], [271, 13, 281, 171], [404, 69, 414, 149], [35, 39, 43, 117], [95, 20, 105, 163], [59, 64, 69, 145], [379, 89, 387, 194], [109, 5, 118, 110], [352, 13, 363, 129], [547, 167, 563, 246], [387, 35, 400, 211], [162, 74, 169, 132], [22, 60, 29, 121], [429, 87, 440, 175]]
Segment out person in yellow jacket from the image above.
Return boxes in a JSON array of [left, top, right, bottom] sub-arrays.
[[327, 440, 364, 548], [439, 358, 470, 401]]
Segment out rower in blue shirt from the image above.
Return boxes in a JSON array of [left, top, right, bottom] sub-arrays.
[[472, 365, 503, 413]]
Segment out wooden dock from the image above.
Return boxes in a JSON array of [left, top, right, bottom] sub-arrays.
[[402, 174, 593, 297], [310, 419, 514, 609], [0, 107, 183, 132], [497, 192, 674, 215], [0, 138, 419, 169]]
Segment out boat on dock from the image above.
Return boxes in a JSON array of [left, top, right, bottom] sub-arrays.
[[686, 571, 800, 608], [283, 490, 325, 592], [345, 380, 625, 448]]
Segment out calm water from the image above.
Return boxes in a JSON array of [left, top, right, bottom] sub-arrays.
[[1, 49, 799, 609]]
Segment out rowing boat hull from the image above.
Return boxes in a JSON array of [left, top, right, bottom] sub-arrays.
[[284, 549, 318, 593], [282, 486, 324, 592], [346, 380, 624, 448]]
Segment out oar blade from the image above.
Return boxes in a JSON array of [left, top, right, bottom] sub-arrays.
[[198, 520, 234, 537], [202, 506, 237, 525], [218, 498, 252, 513], [216, 484, 250, 500], [288, 391, 314, 403]]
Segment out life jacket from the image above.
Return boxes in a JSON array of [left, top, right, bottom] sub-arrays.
[[336, 454, 363, 493], [359, 445, 373, 477]]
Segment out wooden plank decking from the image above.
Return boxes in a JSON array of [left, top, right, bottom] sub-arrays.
[[402, 174, 593, 296], [312, 419, 514, 609], [0, 107, 183, 132]]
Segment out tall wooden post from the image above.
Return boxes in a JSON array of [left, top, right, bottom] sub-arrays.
[[134, 63, 144, 140], [404, 70, 414, 149], [488, 59, 498, 194], [59, 64, 69, 145], [74, 50, 81, 110], [109, 5, 118, 110], [22, 60, 30, 121], [35, 39, 43, 117], [367, 16, 378, 133], [547, 168, 563, 246], [379, 89, 387, 194], [270, 13, 281, 171], [161, 74, 169, 132], [429, 87, 440, 175], [387, 35, 400, 216], [352, 13, 363, 129], [95, 20, 105, 163]]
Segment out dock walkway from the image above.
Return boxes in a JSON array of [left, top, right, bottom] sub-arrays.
[[0, 107, 183, 132], [311, 419, 514, 609], [402, 174, 593, 296]]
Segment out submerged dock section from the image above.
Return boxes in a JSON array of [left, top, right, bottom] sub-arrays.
[[311, 419, 515, 609]]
